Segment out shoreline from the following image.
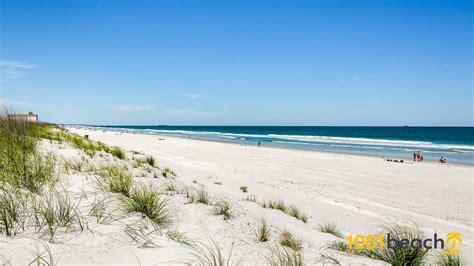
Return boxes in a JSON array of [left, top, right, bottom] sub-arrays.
[[67, 126, 474, 263], [77, 125, 473, 167]]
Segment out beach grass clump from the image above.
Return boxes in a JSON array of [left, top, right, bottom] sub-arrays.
[[0, 187, 29, 237], [0, 111, 56, 193], [33, 189, 85, 242], [162, 167, 176, 178], [287, 205, 308, 223], [145, 155, 155, 167], [240, 186, 248, 193], [255, 218, 270, 242], [317, 221, 344, 238], [121, 185, 173, 229], [279, 230, 302, 252], [195, 187, 212, 205], [262, 200, 307, 223], [98, 164, 132, 197], [264, 244, 303, 266], [213, 200, 232, 220], [364, 223, 429, 266], [109, 146, 126, 160], [434, 253, 465, 266], [185, 238, 236, 265]]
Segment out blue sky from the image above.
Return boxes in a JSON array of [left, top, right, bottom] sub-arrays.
[[1, 0, 472, 125]]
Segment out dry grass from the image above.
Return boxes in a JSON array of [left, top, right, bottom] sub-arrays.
[[264, 244, 303, 266], [279, 230, 302, 252], [255, 218, 270, 242]]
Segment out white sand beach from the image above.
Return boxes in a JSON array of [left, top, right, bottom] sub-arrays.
[[1, 125, 472, 265], [63, 127, 473, 264]]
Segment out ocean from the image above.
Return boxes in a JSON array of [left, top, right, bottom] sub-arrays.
[[91, 126, 474, 164]]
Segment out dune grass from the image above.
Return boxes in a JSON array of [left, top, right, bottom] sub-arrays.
[[434, 252, 465, 266], [262, 200, 308, 223], [317, 221, 344, 238], [264, 244, 303, 266], [213, 200, 232, 220], [98, 164, 133, 197], [145, 155, 155, 167], [109, 146, 126, 160], [0, 112, 56, 193], [364, 224, 429, 266], [0, 187, 29, 237], [279, 230, 302, 252], [255, 218, 270, 242], [121, 185, 173, 229], [185, 238, 236, 266], [162, 167, 177, 178], [33, 189, 85, 242]]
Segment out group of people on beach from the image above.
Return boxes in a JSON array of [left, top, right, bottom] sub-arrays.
[[413, 150, 448, 163], [413, 150, 424, 162]]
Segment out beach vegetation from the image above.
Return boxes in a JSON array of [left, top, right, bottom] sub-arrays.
[[145, 155, 155, 167], [0, 187, 29, 237], [195, 187, 212, 205], [213, 200, 232, 220], [29, 241, 55, 266], [162, 167, 176, 178], [255, 218, 270, 242], [124, 221, 162, 248], [364, 223, 429, 266], [121, 185, 173, 229], [166, 230, 195, 247], [185, 238, 237, 266], [279, 230, 302, 252], [0, 112, 57, 193], [97, 164, 132, 197], [264, 244, 303, 266], [262, 200, 307, 223], [318, 221, 343, 238], [434, 252, 465, 266], [109, 146, 126, 159], [33, 189, 85, 242], [239, 186, 248, 193]]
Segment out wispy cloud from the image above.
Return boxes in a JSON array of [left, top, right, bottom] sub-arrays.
[[112, 104, 156, 113], [1, 60, 37, 79], [185, 93, 205, 99]]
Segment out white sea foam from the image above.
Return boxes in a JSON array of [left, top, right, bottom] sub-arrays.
[[145, 129, 474, 151]]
